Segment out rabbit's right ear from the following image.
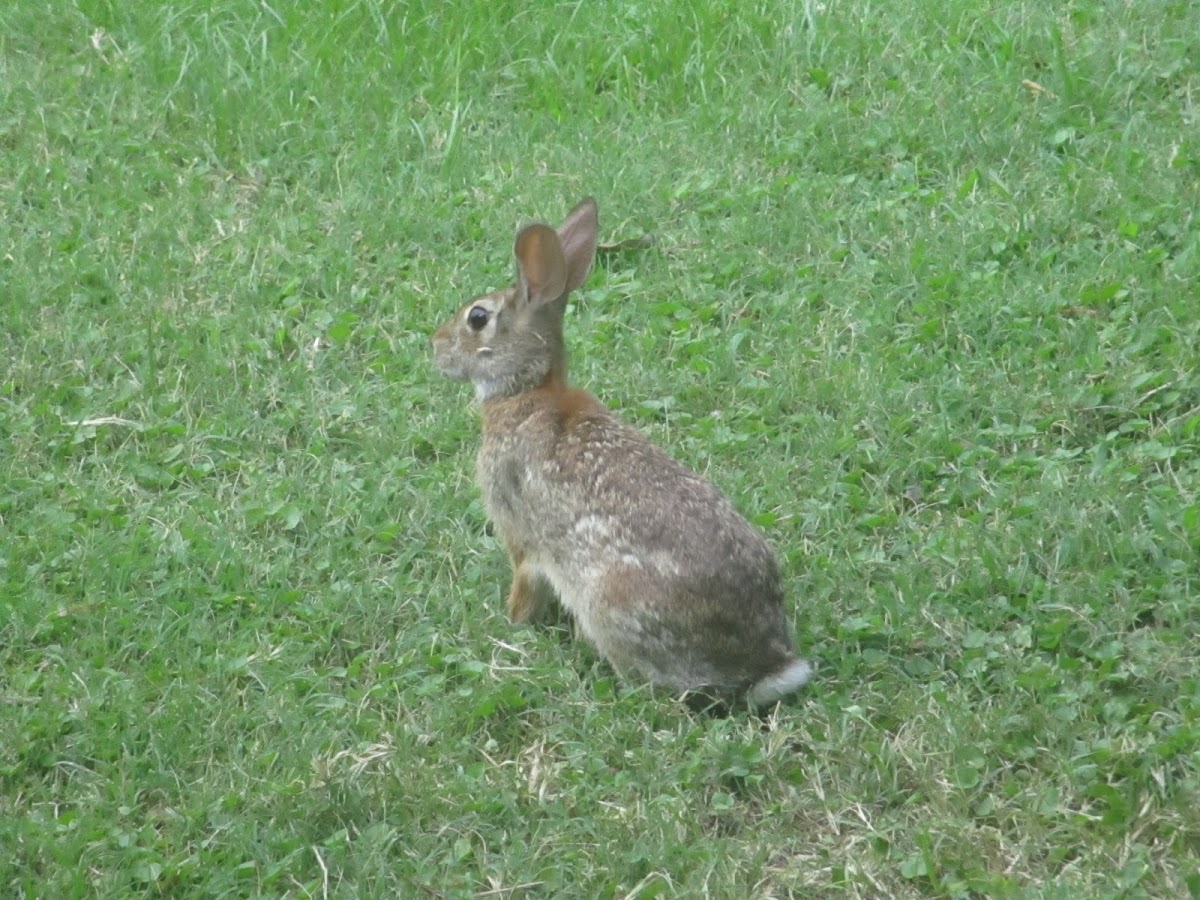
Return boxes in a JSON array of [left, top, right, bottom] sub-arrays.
[[514, 224, 568, 308], [557, 197, 598, 294]]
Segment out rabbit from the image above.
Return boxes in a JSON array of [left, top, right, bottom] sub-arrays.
[[432, 197, 813, 706]]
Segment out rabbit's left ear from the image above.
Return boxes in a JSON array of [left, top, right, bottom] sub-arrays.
[[557, 197, 598, 294], [514, 223, 567, 307]]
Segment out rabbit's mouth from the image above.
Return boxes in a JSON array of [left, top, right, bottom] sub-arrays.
[[432, 343, 468, 381], [432, 340, 505, 401]]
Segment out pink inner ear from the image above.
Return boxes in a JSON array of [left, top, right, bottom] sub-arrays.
[[514, 223, 568, 305]]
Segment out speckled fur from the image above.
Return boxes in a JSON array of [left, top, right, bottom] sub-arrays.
[[432, 198, 812, 705]]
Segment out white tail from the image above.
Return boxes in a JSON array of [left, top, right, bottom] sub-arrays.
[[748, 657, 814, 706]]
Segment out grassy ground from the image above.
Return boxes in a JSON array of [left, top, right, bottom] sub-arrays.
[[3, 0, 1199, 896]]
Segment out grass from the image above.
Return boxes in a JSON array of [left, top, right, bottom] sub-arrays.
[[2, 0, 1199, 895]]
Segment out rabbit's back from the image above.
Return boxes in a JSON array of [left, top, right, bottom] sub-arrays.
[[481, 387, 777, 579]]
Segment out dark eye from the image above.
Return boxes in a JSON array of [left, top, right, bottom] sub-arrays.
[[466, 306, 490, 331]]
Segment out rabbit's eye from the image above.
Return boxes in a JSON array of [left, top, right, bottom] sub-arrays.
[[467, 306, 490, 331]]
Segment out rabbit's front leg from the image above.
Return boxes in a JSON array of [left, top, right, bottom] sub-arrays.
[[504, 547, 558, 625], [508, 566, 559, 624]]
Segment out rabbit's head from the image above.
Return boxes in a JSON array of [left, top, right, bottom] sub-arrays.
[[433, 198, 598, 401]]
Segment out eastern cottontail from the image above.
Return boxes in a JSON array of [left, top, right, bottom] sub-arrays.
[[432, 198, 812, 706]]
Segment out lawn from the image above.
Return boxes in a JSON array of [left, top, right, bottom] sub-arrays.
[[3, 0, 1199, 896]]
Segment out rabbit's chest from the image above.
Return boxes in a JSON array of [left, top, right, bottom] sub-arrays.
[[477, 444, 558, 529]]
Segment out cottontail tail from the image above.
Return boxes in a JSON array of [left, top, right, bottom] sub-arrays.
[[432, 198, 812, 706]]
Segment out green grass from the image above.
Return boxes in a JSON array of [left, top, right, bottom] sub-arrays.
[[3, 0, 1199, 895]]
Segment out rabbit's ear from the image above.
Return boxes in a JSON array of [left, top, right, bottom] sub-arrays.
[[514, 223, 568, 307], [558, 197, 598, 294]]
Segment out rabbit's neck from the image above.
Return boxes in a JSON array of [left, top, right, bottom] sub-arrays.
[[474, 377, 516, 403], [481, 374, 599, 434], [475, 356, 568, 403]]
